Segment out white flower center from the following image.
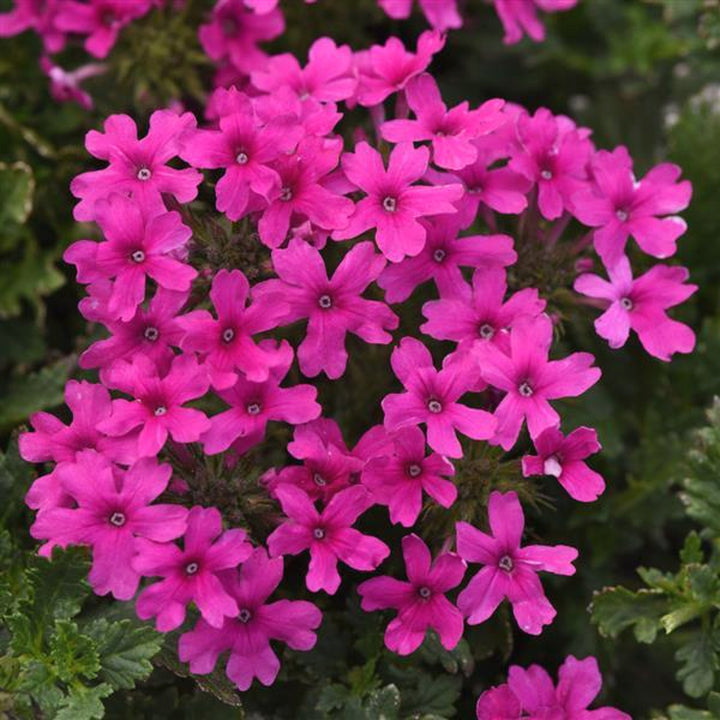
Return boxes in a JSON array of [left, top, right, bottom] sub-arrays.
[[109, 511, 126, 527], [418, 586, 432, 599], [144, 326, 159, 341], [185, 562, 199, 575], [427, 399, 443, 414], [280, 187, 293, 202], [137, 167, 152, 181], [433, 248, 446, 263], [543, 455, 563, 478], [479, 323, 495, 340], [313, 473, 326, 487], [540, 170, 553, 181], [313, 527, 326, 540], [620, 297, 633, 311], [318, 294, 333, 309], [518, 382, 533, 398], [382, 196, 397, 212], [616, 209, 629, 222], [407, 463, 422, 478], [222, 327, 235, 343], [499, 555, 514, 572], [246, 403, 261, 416], [238, 608, 252, 623], [154, 405, 167, 417], [236, 151, 249, 165], [131, 249, 145, 263]]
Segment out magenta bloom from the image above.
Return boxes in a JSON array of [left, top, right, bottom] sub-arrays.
[[79, 286, 187, 372], [522, 426, 605, 502], [265, 419, 366, 503], [383, 338, 497, 458], [179, 548, 322, 691], [456, 491, 577, 635], [257, 137, 354, 248], [179, 269, 289, 389], [493, 0, 578, 45], [378, 217, 517, 304], [55, 0, 152, 58], [20, 379, 136, 467], [334, 142, 462, 262], [30, 452, 188, 599], [572, 147, 692, 266], [0, 0, 65, 53], [134, 506, 252, 631], [382, 73, 505, 171], [361, 426, 456, 527], [574, 255, 697, 361], [427, 133, 533, 227], [98, 354, 210, 457], [358, 534, 465, 655], [509, 108, 592, 221], [255, 239, 398, 379], [180, 89, 302, 221], [198, 0, 285, 75], [267, 485, 390, 594], [202, 340, 321, 455], [355, 30, 445, 107], [478, 655, 630, 719], [377, 0, 461, 32], [421, 267, 546, 352], [65, 196, 195, 321], [70, 110, 202, 222], [40, 56, 106, 110], [474, 314, 601, 450], [251, 37, 356, 103]]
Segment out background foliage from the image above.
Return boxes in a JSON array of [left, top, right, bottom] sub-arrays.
[[1, 0, 719, 717]]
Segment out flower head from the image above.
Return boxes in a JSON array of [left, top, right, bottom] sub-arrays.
[[456, 491, 577, 635], [358, 534, 465, 655]]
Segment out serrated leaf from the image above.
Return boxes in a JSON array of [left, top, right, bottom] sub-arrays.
[[0, 356, 72, 430], [316, 684, 350, 713], [400, 674, 461, 718], [54, 683, 112, 720], [590, 586, 666, 643], [0, 161, 34, 225], [365, 684, 400, 720], [680, 531, 704, 564], [675, 631, 718, 698], [49, 619, 100, 683], [16, 660, 64, 714], [661, 604, 703, 635], [85, 618, 162, 690]]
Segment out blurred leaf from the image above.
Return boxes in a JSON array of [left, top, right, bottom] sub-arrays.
[[0, 162, 34, 226]]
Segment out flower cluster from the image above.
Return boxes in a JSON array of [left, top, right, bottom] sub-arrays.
[[475, 655, 630, 719], [18, 17, 691, 709], [1, 0, 580, 109]]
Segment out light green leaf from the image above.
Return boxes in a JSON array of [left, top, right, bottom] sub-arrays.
[[55, 683, 113, 720]]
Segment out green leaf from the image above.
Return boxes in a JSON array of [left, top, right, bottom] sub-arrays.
[[667, 706, 715, 720], [49, 620, 100, 683], [316, 684, 350, 713], [0, 356, 73, 430], [675, 631, 718, 698], [365, 684, 400, 720], [400, 674, 461, 719], [680, 532, 704, 564], [0, 161, 34, 225], [590, 586, 666, 643], [416, 632, 474, 676], [54, 683, 113, 720], [85, 618, 162, 690]]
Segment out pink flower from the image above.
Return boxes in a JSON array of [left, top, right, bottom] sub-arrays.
[[134, 506, 252, 631], [267, 484, 390, 594], [475, 684, 521, 719], [574, 255, 697, 361], [70, 110, 202, 222], [480, 655, 631, 719], [572, 147, 692, 266], [255, 239, 398, 379], [180, 89, 302, 221], [382, 338, 497, 458], [361, 426, 456, 527], [178, 548, 322, 691], [355, 30, 445, 107], [202, 340, 321, 454], [40, 56, 106, 110], [179, 269, 289, 389], [0, 0, 65, 53], [382, 73, 505, 170], [378, 217, 517, 304], [426, 133, 533, 227], [334, 142, 463, 261], [257, 137, 354, 248], [64, 196, 195, 321], [98, 354, 211, 457], [509, 108, 592, 221], [493, 0, 578, 45], [251, 37, 356, 103], [19, 380, 136, 466], [456, 491, 577, 635], [79, 286, 187, 372], [474, 314, 601, 450], [265, 419, 366, 502], [522, 426, 605, 502], [30, 452, 188, 599], [55, 0, 153, 58], [377, 0, 462, 32], [198, 0, 285, 75], [421, 267, 546, 352], [357, 534, 465, 655]]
